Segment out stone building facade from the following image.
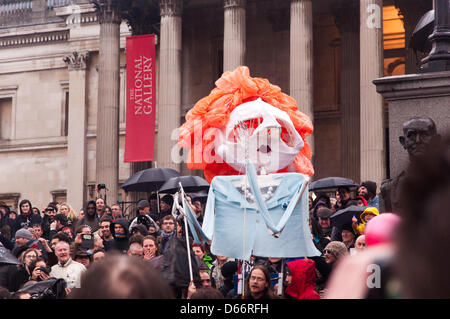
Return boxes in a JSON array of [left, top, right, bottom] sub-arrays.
[[0, 0, 431, 212]]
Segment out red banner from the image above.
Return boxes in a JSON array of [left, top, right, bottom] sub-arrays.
[[124, 34, 156, 162]]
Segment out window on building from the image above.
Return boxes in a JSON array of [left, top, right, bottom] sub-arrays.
[[0, 193, 20, 212], [60, 80, 69, 137], [51, 190, 67, 205], [0, 97, 12, 140]]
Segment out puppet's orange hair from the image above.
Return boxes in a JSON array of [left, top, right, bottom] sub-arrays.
[[178, 66, 314, 183]]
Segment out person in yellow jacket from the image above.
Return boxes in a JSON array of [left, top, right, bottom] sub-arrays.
[[352, 207, 379, 235]]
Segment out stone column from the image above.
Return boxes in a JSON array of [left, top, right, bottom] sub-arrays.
[[223, 0, 246, 72], [290, 0, 314, 151], [157, 0, 183, 171], [360, 0, 385, 185], [333, 2, 361, 182], [64, 51, 89, 211], [96, 3, 122, 205]]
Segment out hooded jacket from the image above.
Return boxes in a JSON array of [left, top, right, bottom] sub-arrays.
[[352, 207, 380, 235], [285, 259, 320, 299], [105, 218, 130, 254], [77, 201, 100, 233]]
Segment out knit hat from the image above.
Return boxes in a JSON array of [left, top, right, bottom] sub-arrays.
[[361, 181, 377, 198], [324, 241, 348, 259], [317, 208, 333, 219], [137, 200, 150, 209], [15, 228, 33, 240], [221, 261, 238, 279]]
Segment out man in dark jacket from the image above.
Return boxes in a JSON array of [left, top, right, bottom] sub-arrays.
[[104, 218, 130, 254]]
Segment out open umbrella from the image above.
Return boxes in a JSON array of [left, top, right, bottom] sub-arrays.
[[330, 205, 366, 229], [0, 247, 21, 265], [121, 168, 181, 192], [309, 177, 358, 191], [159, 176, 210, 194]]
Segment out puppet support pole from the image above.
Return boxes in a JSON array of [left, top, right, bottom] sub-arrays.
[[178, 183, 194, 283]]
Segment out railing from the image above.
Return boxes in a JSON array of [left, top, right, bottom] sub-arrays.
[[0, 1, 32, 13], [47, 0, 73, 9], [0, 1, 33, 27], [0, 0, 75, 28]]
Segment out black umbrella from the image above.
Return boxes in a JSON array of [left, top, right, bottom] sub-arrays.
[[309, 177, 358, 191], [410, 9, 434, 52], [121, 168, 181, 192], [0, 247, 21, 265], [330, 205, 366, 229], [159, 176, 210, 194]]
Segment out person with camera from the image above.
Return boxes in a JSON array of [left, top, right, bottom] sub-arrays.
[[128, 200, 160, 235], [29, 257, 51, 282], [48, 214, 69, 242], [40, 205, 58, 240]]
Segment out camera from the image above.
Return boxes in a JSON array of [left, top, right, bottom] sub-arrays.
[[97, 183, 106, 191], [38, 266, 51, 275]]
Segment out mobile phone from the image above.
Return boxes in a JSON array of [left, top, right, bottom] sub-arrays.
[[81, 234, 94, 249]]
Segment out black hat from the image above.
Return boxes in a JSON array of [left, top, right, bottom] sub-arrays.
[[341, 223, 356, 236], [74, 249, 91, 259], [221, 261, 238, 279], [317, 208, 333, 219]]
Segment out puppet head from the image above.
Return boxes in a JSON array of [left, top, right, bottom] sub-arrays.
[[178, 66, 314, 183]]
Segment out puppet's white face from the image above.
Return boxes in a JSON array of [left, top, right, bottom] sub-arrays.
[[213, 98, 304, 174]]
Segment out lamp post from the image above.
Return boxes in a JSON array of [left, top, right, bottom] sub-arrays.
[[420, 0, 450, 72]]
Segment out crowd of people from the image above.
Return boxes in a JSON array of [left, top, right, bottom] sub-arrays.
[[0, 177, 387, 300], [1, 131, 449, 300]]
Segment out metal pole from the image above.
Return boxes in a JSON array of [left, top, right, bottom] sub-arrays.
[[179, 182, 194, 283], [420, 0, 450, 72]]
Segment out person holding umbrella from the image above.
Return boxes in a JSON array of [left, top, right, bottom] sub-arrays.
[[159, 195, 174, 220], [128, 200, 160, 235], [334, 187, 353, 210]]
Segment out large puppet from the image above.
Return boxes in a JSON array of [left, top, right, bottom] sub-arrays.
[[178, 66, 319, 260]]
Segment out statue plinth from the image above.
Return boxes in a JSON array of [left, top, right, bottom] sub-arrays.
[[374, 71, 450, 179]]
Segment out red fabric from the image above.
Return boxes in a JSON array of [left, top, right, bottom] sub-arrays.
[[285, 259, 320, 299], [124, 35, 156, 162], [356, 196, 368, 206]]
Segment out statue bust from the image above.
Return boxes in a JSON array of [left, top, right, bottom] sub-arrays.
[[380, 116, 441, 212]]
